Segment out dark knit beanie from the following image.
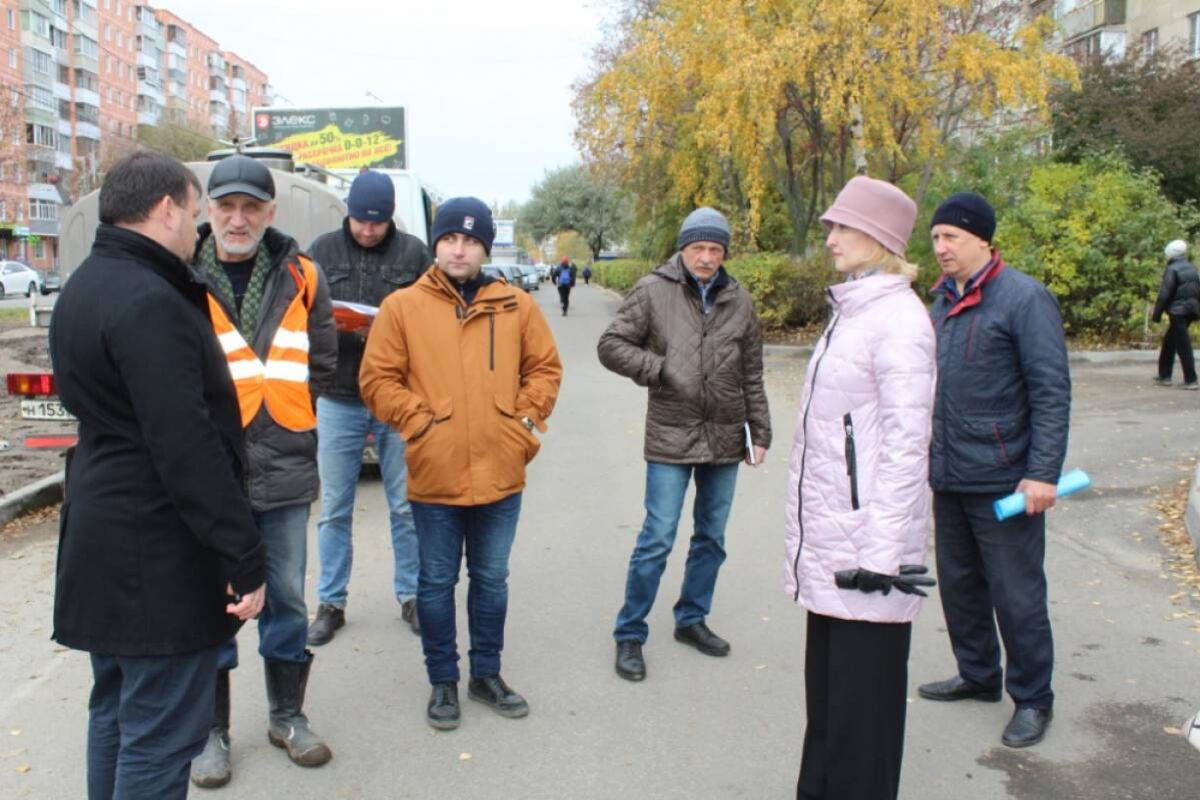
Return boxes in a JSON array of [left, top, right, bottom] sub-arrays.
[[347, 171, 395, 221], [432, 197, 495, 255], [930, 192, 996, 243], [677, 207, 731, 253]]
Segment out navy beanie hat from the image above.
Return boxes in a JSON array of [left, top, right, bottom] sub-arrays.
[[347, 171, 395, 222], [677, 206, 732, 253], [930, 192, 996, 244], [432, 197, 495, 255]]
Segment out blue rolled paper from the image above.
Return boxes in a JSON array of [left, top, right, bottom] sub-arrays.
[[993, 469, 1092, 521]]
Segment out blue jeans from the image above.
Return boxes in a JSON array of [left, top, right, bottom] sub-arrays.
[[411, 493, 522, 684], [614, 462, 739, 643], [316, 396, 418, 606], [218, 504, 311, 669], [87, 645, 218, 800]]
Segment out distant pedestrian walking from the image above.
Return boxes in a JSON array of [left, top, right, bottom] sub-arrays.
[[1152, 239, 1199, 390], [554, 257, 576, 316], [582, 265, 592, 285]]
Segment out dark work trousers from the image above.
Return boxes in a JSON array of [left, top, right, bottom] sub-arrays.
[[797, 612, 912, 800], [1157, 314, 1197, 384], [86, 645, 218, 800], [557, 285, 572, 314], [933, 491, 1054, 709]]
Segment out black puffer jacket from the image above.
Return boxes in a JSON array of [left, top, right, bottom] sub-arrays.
[[196, 224, 337, 511], [1152, 256, 1200, 323], [309, 220, 432, 400], [598, 254, 772, 464]]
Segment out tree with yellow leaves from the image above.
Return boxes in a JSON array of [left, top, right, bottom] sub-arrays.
[[574, 0, 1076, 254]]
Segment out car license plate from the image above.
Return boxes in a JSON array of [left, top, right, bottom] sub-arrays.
[[19, 399, 75, 421]]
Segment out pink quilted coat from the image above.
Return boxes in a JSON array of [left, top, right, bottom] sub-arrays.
[[783, 273, 936, 623]]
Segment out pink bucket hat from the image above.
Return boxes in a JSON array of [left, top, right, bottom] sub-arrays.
[[820, 176, 917, 257]]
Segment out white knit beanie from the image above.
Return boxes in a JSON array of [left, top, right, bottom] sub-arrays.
[[1165, 240, 1188, 259]]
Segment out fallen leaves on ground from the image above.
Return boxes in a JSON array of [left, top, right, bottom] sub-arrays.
[[1153, 479, 1200, 625]]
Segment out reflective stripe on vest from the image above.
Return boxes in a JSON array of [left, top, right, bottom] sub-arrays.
[[208, 255, 319, 431]]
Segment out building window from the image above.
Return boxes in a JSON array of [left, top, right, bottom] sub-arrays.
[[7, 48, 13, 68], [33, 239, 44, 260], [1141, 28, 1157, 59], [31, 50, 53, 75], [0, 201, 6, 221], [6, 10, 13, 30]]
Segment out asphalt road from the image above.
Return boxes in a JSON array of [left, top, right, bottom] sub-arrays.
[[1, 280, 1199, 799], [0, 292, 56, 311]]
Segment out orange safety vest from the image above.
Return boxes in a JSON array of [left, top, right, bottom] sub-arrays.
[[208, 255, 318, 432]]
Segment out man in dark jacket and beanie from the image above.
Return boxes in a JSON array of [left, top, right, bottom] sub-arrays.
[[1152, 239, 1199, 389], [917, 192, 1071, 750], [49, 151, 266, 799], [306, 171, 432, 646], [189, 155, 337, 787], [598, 206, 771, 682]]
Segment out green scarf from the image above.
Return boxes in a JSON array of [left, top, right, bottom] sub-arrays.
[[198, 236, 274, 341]]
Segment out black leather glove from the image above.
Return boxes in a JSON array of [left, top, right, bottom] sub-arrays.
[[834, 565, 937, 597]]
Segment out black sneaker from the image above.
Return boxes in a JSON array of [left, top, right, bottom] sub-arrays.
[[673, 622, 731, 657], [468, 675, 529, 718], [1181, 381, 1199, 391], [401, 598, 421, 636], [427, 683, 460, 730], [1153, 376, 1173, 386], [306, 604, 344, 647]]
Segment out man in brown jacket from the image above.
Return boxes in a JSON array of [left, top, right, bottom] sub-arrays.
[[360, 197, 562, 731], [598, 206, 771, 682]]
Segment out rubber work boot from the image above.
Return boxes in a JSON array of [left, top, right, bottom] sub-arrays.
[[264, 653, 333, 767], [190, 668, 232, 788]]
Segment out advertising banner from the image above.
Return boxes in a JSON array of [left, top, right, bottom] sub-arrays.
[[253, 106, 407, 169], [494, 219, 515, 248]]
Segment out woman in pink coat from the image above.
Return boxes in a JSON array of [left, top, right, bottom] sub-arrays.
[[784, 176, 937, 800]]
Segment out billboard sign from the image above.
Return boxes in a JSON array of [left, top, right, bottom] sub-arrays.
[[252, 106, 406, 170], [493, 219, 515, 248]]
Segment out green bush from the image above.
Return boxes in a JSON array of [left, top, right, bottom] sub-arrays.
[[998, 152, 1200, 337], [591, 259, 654, 293]]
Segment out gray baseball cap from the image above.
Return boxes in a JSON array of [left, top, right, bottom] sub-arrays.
[[207, 155, 275, 201]]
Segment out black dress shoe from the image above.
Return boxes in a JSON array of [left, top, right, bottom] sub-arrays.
[[306, 604, 345, 647], [427, 682, 460, 730], [615, 641, 645, 681], [917, 675, 1002, 702], [401, 599, 421, 636], [468, 675, 529, 718], [674, 622, 730, 657], [1002, 706, 1052, 748]]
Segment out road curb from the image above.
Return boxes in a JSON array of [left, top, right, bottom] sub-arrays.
[[1188, 463, 1200, 562], [0, 470, 64, 527]]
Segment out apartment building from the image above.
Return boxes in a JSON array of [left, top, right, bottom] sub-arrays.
[[1043, 0, 1200, 62], [0, 1, 270, 270]]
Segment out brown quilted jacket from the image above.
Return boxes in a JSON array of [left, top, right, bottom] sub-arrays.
[[597, 254, 771, 464]]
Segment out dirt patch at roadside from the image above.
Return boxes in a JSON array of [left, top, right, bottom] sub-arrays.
[[0, 317, 69, 497]]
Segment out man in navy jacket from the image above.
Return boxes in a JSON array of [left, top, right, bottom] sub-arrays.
[[916, 192, 1070, 750]]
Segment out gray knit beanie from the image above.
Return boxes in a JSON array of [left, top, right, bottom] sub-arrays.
[[1165, 239, 1188, 259], [677, 207, 731, 253]]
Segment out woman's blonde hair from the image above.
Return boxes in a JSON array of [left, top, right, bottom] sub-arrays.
[[861, 240, 919, 281]]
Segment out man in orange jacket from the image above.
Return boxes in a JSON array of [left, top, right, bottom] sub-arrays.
[[360, 197, 562, 731]]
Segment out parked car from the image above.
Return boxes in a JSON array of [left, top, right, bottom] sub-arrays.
[[535, 263, 551, 282], [513, 265, 540, 292], [41, 271, 61, 295], [481, 265, 507, 283], [0, 261, 43, 298]]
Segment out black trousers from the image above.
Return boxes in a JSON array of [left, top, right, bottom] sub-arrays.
[[933, 491, 1054, 708], [1158, 314, 1197, 384], [557, 285, 572, 312], [797, 612, 911, 800]]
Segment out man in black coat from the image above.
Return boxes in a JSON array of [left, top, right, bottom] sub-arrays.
[[306, 170, 432, 647], [916, 192, 1071, 750], [49, 151, 265, 799], [1152, 239, 1200, 389]]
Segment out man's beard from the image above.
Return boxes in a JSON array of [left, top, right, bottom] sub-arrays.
[[218, 231, 262, 258]]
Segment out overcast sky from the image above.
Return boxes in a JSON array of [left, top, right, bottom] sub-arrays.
[[162, 0, 607, 204]]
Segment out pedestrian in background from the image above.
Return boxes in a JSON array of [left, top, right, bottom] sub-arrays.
[[917, 192, 1071, 750], [49, 151, 266, 800], [554, 257, 577, 316], [582, 264, 592, 285], [784, 176, 936, 800], [307, 171, 433, 647], [360, 197, 562, 731], [1152, 239, 1199, 390], [191, 155, 337, 786], [599, 206, 771, 683]]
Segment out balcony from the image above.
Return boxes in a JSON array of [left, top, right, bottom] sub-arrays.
[[138, 109, 158, 125], [209, 89, 228, 106], [1061, 0, 1126, 40], [54, 151, 72, 170], [29, 219, 60, 237], [26, 145, 56, 168], [74, 87, 99, 107], [167, 40, 185, 59], [137, 51, 157, 69], [230, 76, 247, 92], [137, 82, 163, 104], [75, 121, 99, 141], [27, 182, 60, 203]]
